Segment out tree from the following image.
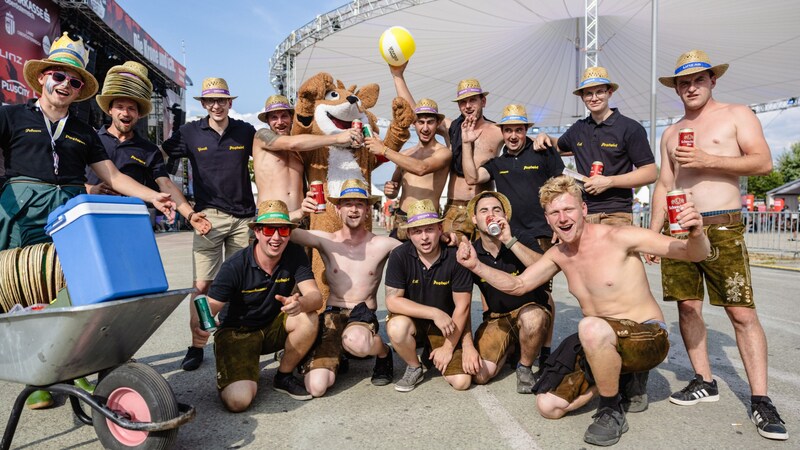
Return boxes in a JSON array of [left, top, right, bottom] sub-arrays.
[[747, 141, 800, 198]]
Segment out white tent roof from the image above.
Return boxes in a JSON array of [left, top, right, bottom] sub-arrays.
[[275, 0, 799, 128]]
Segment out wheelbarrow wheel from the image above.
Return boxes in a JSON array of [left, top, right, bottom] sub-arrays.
[[92, 362, 179, 450]]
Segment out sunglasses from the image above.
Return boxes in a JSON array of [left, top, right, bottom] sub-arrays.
[[201, 98, 230, 107], [44, 71, 84, 90], [257, 225, 291, 237]]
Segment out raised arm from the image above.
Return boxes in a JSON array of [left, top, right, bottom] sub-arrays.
[[254, 127, 362, 153], [366, 137, 451, 176], [461, 116, 491, 185], [630, 201, 710, 262]]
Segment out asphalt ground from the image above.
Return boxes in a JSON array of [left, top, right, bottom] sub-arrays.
[[1, 228, 797, 449]]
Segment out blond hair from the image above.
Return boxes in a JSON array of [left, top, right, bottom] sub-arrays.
[[539, 175, 584, 209]]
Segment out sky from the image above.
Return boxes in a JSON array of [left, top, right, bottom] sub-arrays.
[[117, 0, 799, 186]]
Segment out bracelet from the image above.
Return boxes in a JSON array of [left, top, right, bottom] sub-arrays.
[[504, 236, 518, 249], [187, 211, 196, 221]]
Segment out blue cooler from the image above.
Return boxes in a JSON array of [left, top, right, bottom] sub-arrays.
[[45, 195, 168, 305]]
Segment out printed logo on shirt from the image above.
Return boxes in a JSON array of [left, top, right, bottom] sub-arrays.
[[242, 287, 267, 294], [197, 146, 208, 152], [576, 141, 583, 147], [411, 279, 420, 284], [130, 155, 146, 165], [275, 277, 291, 283], [25, 128, 42, 133], [600, 142, 618, 148], [499, 170, 509, 175], [523, 165, 539, 170], [64, 135, 85, 145], [229, 145, 245, 151], [432, 280, 450, 286]]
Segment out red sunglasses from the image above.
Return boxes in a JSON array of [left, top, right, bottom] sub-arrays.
[[44, 71, 84, 90], [257, 225, 291, 237]]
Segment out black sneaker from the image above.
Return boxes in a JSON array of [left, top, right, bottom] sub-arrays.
[[181, 346, 204, 371], [272, 372, 312, 400], [371, 346, 394, 386], [669, 374, 719, 406], [751, 399, 788, 440], [621, 371, 649, 413], [584, 407, 629, 446]]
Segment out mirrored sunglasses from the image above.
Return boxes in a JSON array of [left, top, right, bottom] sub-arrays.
[[257, 225, 291, 237]]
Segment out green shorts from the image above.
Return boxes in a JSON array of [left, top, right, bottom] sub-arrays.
[[306, 307, 376, 372], [474, 302, 551, 365], [213, 313, 288, 390], [387, 314, 466, 376], [661, 219, 754, 307]]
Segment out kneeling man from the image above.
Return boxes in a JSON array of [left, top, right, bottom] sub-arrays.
[[457, 176, 710, 446]]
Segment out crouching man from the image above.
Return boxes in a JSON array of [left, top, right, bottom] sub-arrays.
[[207, 200, 321, 412], [457, 176, 710, 446]]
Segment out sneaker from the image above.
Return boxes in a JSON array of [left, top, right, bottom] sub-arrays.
[[584, 407, 629, 446], [516, 365, 536, 394], [669, 374, 719, 406], [371, 346, 394, 386], [394, 365, 424, 392], [751, 400, 788, 440], [181, 346, 204, 371], [26, 390, 53, 410], [621, 371, 649, 413], [272, 372, 312, 401]]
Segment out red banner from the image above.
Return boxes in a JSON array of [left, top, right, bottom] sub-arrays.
[[0, 0, 60, 105], [92, 0, 186, 89]]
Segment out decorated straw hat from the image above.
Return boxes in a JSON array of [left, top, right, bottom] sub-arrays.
[[401, 199, 445, 229], [413, 98, 445, 121], [573, 66, 620, 96], [466, 191, 513, 222], [23, 32, 99, 102], [452, 78, 489, 102], [258, 95, 294, 123], [659, 49, 729, 88], [248, 200, 298, 229], [193, 77, 237, 100], [329, 178, 381, 205], [496, 104, 534, 127], [96, 61, 153, 116]]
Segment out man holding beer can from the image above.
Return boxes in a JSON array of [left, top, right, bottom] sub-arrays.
[[649, 50, 786, 441]]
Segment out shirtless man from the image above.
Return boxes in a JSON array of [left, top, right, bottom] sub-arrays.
[[389, 63, 503, 239], [649, 50, 786, 441], [290, 179, 401, 397], [252, 95, 362, 221], [365, 98, 451, 239], [457, 175, 710, 446]]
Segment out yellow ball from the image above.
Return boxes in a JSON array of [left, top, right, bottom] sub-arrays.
[[379, 26, 416, 66]]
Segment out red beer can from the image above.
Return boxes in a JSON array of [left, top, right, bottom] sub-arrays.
[[352, 119, 363, 133], [589, 161, 604, 177], [666, 189, 689, 236], [485, 216, 501, 237], [679, 128, 694, 147], [310, 180, 326, 213]]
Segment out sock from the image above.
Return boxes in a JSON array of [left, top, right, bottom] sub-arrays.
[[599, 394, 623, 413], [517, 362, 532, 370], [276, 370, 292, 379], [540, 346, 551, 358], [751, 395, 770, 405]]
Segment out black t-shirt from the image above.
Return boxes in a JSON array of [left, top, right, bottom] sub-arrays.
[[385, 241, 473, 316], [0, 100, 109, 184], [482, 138, 564, 239], [472, 239, 549, 314], [208, 241, 314, 328], [162, 116, 256, 217], [86, 126, 166, 191], [558, 108, 654, 214]]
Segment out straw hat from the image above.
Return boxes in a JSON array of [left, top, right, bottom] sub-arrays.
[[466, 191, 513, 222], [413, 98, 445, 121], [193, 77, 237, 100], [659, 49, 729, 88], [452, 78, 489, 102], [258, 95, 294, 123], [23, 32, 99, 102], [401, 199, 445, 229], [573, 66, 619, 96], [95, 61, 153, 116], [248, 200, 297, 229], [329, 178, 381, 205], [495, 104, 534, 127]]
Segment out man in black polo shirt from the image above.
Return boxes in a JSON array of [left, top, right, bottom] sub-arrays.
[[86, 61, 211, 234], [384, 199, 478, 392], [207, 200, 321, 411], [465, 192, 551, 394], [162, 77, 257, 371], [535, 67, 656, 225]]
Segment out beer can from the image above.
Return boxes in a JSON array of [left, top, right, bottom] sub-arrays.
[[679, 128, 694, 147], [194, 295, 217, 332], [589, 161, 604, 177], [310, 180, 326, 213], [362, 124, 373, 138], [486, 216, 501, 237], [666, 189, 689, 236], [352, 119, 363, 133]]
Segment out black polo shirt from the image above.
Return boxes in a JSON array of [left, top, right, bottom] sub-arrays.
[[558, 108, 654, 214], [209, 241, 314, 328], [385, 241, 473, 316], [162, 116, 256, 217], [86, 126, 166, 191], [482, 138, 564, 239], [472, 239, 548, 314], [0, 100, 109, 184]]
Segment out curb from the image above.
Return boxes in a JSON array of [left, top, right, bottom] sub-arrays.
[[751, 263, 800, 272]]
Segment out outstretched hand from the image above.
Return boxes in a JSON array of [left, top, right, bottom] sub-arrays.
[[461, 115, 483, 144], [456, 235, 479, 270], [276, 293, 303, 316]]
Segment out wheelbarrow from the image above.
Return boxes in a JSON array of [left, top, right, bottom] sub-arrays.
[[0, 289, 196, 450]]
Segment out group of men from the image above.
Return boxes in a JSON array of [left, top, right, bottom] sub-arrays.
[[0, 29, 786, 446]]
